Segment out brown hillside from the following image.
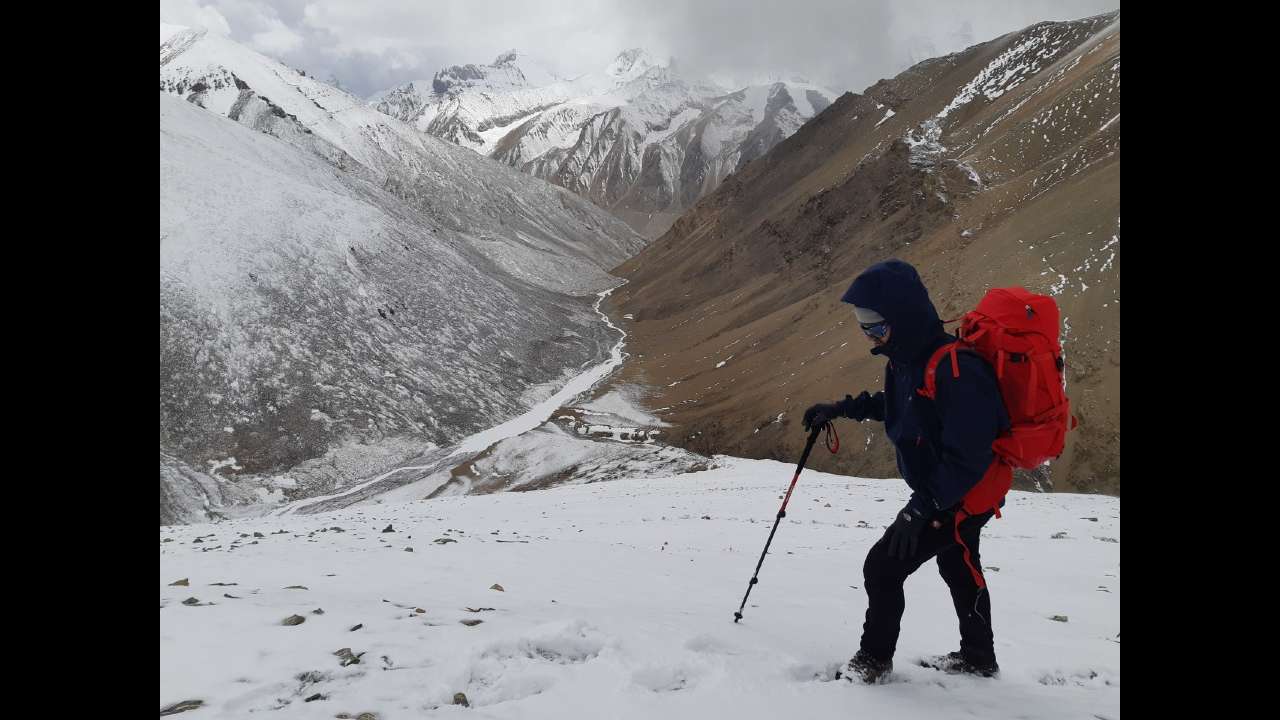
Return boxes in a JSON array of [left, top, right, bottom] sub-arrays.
[[608, 11, 1120, 495]]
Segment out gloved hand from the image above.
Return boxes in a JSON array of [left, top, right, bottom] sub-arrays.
[[886, 503, 927, 560], [803, 392, 876, 432], [802, 402, 842, 432]]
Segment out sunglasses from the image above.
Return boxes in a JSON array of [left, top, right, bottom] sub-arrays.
[[859, 321, 890, 339]]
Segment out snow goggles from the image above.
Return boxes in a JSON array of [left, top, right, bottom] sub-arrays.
[[859, 320, 890, 339]]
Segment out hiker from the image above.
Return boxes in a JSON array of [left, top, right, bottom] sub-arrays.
[[802, 259, 1010, 683]]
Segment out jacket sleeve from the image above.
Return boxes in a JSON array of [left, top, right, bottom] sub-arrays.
[[921, 353, 1008, 511], [836, 390, 886, 422], [864, 391, 886, 422]]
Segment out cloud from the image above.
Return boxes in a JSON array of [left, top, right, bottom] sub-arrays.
[[159, 0, 232, 35], [158, 0, 1119, 98], [250, 20, 304, 54]]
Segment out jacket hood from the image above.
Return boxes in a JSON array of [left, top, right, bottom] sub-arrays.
[[841, 259, 945, 362]]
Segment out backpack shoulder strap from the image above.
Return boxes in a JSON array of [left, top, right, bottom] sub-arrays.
[[916, 342, 962, 401]]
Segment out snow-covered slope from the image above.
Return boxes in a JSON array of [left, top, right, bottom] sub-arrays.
[[160, 26, 644, 286], [160, 26, 648, 524], [160, 459, 1120, 718], [372, 50, 840, 237]]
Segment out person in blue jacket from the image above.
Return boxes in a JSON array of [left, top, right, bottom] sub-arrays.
[[803, 259, 1010, 683]]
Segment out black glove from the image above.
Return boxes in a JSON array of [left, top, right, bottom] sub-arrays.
[[802, 402, 842, 432], [803, 392, 876, 432], [886, 503, 927, 560]]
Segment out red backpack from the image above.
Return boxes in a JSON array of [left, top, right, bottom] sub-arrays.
[[917, 287, 1078, 587]]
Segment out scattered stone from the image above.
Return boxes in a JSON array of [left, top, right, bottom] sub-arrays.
[[987, 566, 1000, 572], [253, 532, 264, 538], [169, 578, 189, 587], [382, 525, 395, 533], [333, 648, 365, 667], [701, 515, 711, 520], [192, 538, 203, 544], [224, 593, 241, 599], [453, 692, 470, 708], [282, 614, 307, 626], [210, 582, 237, 586], [349, 624, 363, 631], [312, 608, 325, 615], [1081, 517, 1098, 522], [1095, 536, 1119, 543], [824, 503, 832, 508], [1051, 532, 1069, 539], [433, 537, 457, 544], [1049, 615, 1069, 623], [162, 538, 174, 543], [285, 585, 309, 590], [404, 547, 414, 552], [356, 712, 378, 720], [330, 527, 345, 532], [460, 619, 484, 627], [305, 693, 327, 702], [464, 607, 495, 613], [414, 608, 426, 614], [490, 584, 505, 592], [159, 699, 204, 715], [181, 597, 200, 606]]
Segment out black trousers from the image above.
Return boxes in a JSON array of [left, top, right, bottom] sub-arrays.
[[859, 510, 996, 665]]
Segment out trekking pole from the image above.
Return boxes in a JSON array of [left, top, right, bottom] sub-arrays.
[[733, 421, 839, 623]]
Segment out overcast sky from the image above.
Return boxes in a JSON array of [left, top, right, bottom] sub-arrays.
[[160, 0, 1119, 98]]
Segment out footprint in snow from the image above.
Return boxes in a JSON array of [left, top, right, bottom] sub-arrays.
[[787, 661, 843, 682], [632, 663, 701, 692], [684, 633, 740, 655]]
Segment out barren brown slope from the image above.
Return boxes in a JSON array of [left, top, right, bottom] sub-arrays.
[[608, 11, 1120, 495]]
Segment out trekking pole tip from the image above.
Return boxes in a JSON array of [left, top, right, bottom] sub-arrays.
[[733, 611, 743, 623]]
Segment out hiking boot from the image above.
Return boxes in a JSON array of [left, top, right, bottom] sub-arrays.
[[918, 651, 999, 677], [843, 649, 893, 684]]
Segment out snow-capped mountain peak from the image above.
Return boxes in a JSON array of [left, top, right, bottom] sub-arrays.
[[606, 48, 662, 83], [371, 46, 837, 237]]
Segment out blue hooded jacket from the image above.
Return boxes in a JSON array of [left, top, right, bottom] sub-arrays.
[[841, 260, 1010, 516]]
